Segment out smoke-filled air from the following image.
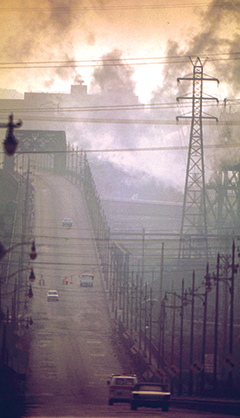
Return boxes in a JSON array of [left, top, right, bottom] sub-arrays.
[[0, 0, 239, 197]]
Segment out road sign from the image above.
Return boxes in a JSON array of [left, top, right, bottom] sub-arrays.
[[123, 329, 131, 339], [167, 364, 180, 377], [222, 353, 239, 372], [190, 359, 204, 374], [130, 345, 139, 355], [142, 369, 153, 381], [112, 319, 118, 327], [132, 331, 138, 341], [155, 367, 167, 379]]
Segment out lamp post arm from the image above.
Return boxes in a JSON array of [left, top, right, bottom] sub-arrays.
[[5, 266, 33, 282], [0, 240, 36, 261], [4, 241, 33, 254]]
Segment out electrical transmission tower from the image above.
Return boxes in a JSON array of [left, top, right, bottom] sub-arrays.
[[177, 57, 219, 260]]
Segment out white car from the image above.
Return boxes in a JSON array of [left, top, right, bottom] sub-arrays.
[[107, 373, 138, 405], [62, 218, 73, 227], [47, 290, 59, 301], [80, 274, 94, 287]]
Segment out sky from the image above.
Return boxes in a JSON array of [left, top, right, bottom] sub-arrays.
[[0, 0, 240, 193], [0, 0, 200, 98]]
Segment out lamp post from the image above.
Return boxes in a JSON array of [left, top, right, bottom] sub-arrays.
[[162, 279, 188, 395], [0, 114, 22, 156], [185, 270, 211, 396], [0, 266, 36, 322], [143, 284, 153, 364], [0, 240, 37, 262], [206, 241, 237, 396], [228, 240, 236, 393], [213, 253, 220, 395], [188, 271, 195, 396], [0, 240, 37, 321], [200, 262, 212, 395], [157, 298, 166, 368], [179, 279, 188, 395]]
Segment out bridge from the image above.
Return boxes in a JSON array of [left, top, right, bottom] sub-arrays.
[[0, 130, 240, 416]]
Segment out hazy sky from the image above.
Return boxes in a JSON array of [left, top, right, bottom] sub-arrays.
[[0, 0, 239, 191], [1, 0, 238, 99]]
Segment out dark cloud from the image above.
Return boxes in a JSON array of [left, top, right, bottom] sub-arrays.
[[3, 35, 35, 61], [185, 0, 240, 94], [91, 49, 137, 102], [89, 49, 148, 148], [150, 41, 186, 105], [55, 54, 80, 81], [147, 0, 240, 186], [47, 0, 80, 30], [151, 0, 240, 102]]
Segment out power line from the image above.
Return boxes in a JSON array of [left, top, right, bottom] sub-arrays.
[[0, 2, 236, 12], [0, 101, 227, 113], [0, 115, 237, 125], [0, 103, 187, 112], [0, 53, 240, 70], [0, 142, 237, 155]]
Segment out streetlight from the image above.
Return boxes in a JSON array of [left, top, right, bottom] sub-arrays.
[[29, 241, 37, 260], [0, 114, 22, 156], [162, 279, 189, 395], [187, 270, 212, 396], [200, 262, 212, 396], [0, 240, 37, 262], [207, 241, 238, 395], [0, 240, 37, 318], [142, 284, 154, 364], [18, 315, 33, 329], [0, 266, 36, 316]]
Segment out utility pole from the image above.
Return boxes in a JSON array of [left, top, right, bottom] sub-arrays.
[[189, 270, 195, 396], [213, 253, 220, 395], [177, 57, 219, 260], [159, 242, 164, 302]]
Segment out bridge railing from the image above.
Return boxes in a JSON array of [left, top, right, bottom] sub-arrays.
[[64, 145, 163, 381], [65, 145, 111, 287]]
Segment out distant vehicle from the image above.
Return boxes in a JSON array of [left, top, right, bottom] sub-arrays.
[[47, 290, 59, 301], [80, 273, 94, 287], [130, 382, 171, 411], [107, 373, 138, 405], [62, 218, 73, 227]]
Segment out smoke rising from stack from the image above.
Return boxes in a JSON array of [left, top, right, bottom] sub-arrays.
[[0, 0, 239, 192]]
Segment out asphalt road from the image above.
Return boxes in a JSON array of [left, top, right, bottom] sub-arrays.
[[24, 174, 126, 416]]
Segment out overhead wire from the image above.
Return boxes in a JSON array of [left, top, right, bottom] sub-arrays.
[[0, 100, 231, 113], [0, 142, 237, 155], [0, 2, 237, 12], [0, 52, 240, 70]]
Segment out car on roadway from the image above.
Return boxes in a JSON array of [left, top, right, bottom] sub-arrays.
[[130, 382, 171, 411], [80, 273, 94, 287], [107, 373, 138, 405], [62, 218, 73, 227], [47, 290, 59, 301]]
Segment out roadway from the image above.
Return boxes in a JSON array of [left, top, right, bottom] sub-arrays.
[[21, 173, 238, 418], [24, 173, 126, 416]]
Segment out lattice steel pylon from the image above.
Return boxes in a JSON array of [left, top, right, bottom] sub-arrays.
[[177, 57, 219, 260]]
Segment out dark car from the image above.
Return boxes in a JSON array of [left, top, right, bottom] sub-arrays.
[[62, 218, 73, 227], [130, 382, 171, 411]]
